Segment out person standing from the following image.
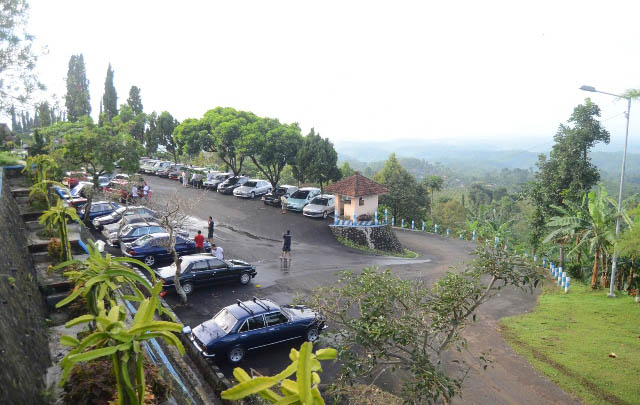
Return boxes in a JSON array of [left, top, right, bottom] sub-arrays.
[[207, 216, 214, 243], [182, 170, 189, 187], [281, 230, 292, 260], [211, 243, 224, 260], [194, 230, 205, 253], [280, 195, 287, 214], [143, 182, 150, 199], [131, 184, 139, 200]]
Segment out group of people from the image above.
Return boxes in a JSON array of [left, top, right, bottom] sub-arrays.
[[181, 170, 206, 189], [131, 181, 151, 199], [193, 216, 224, 260]]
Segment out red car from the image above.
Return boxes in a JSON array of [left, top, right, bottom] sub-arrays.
[[63, 171, 88, 188]]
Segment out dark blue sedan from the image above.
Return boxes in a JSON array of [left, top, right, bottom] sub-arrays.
[[182, 298, 326, 364], [120, 232, 211, 266], [78, 201, 121, 221]]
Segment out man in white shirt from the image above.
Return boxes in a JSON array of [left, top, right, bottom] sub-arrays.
[[131, 185, 138, 199], [211, 243, 224, 260]]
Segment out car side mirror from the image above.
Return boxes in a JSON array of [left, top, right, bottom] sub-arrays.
[[182, 326, 192, 335]]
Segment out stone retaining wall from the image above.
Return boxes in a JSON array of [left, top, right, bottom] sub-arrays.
[[330, 224, 403, 253], [0, 168, 51, 404]]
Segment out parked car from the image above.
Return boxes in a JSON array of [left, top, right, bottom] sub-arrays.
[[78, 201, 121, 221], [112, 173, 130, 181], [153, 254, 256, 294], [263, 185, 298, 206], [139, 160, 159, 174], [182, 298, 326, 364], [64, 181, 94, 208], [62, 171, 88, 188], [158, 164, 184, 178], [121, 233, 211, 267], [92, 206, 156, 230], [302, 194, 335, 219], [218, 176, 249, 195], [151, 161, 172, 175], [233, 180, 272, 199], [95, 175, 111, 190], [100, 213, 157, 240], [107, 222, 166, 247], [203, 172, 232, 190], [167, 166, 188, 180], [286, 187, 321, 212]]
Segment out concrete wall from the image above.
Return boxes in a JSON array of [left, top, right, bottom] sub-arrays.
[[335, 194, 379, 219], [0, 168, 50, 404], [330, 224, 403, 253]]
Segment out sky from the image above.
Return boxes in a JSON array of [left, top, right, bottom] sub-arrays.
[[22, 0, 640, 151]]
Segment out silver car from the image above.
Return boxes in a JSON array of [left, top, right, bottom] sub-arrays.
[[233, 179, 272, 198], [303, 194, 335, 218]]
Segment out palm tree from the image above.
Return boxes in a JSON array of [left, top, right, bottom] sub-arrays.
[[39, 199, 82, 261], [615, 205, 640, 291], [423, 175, 444, 220], [545, 186, 616, 289]]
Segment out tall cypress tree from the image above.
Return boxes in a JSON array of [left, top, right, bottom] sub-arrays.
[[127, 86, 143, 115], [65, 54, 91, 122], [126, 85, 145, 143], [10, 105, 19, 132], [37, 102, 51, 127], [102, 63, 118, 122]]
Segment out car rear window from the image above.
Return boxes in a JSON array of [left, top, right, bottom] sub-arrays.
[[244, 181, 257, 187], [213, 309, 237, 333], [291, 190, 309, 199], [311, 197, 328, 206]]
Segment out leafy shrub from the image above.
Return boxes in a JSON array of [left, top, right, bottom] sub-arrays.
[[47, 238, 64, 265], [28, 191, 48, 210], [63, 358, 171, 405], [566, 263, 584, 281], [0, 151, 19, 166], [357, 213, 372, 221]]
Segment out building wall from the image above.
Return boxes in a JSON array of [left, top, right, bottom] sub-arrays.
[[335, 194, 379, 219]]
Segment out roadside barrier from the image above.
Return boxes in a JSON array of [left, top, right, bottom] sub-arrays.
[[546, 262, 570, 293]]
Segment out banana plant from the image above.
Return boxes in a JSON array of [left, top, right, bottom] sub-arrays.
[[39, 199, 82, 261], [59, 287, 184, 405], [54, 241, 172, 319], [24, 154, 60, 209], [221, 342, 337, 404]]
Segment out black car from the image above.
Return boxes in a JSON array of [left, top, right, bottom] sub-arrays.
[[92, 206, 156, 230], [154, 254, 257, 295], [263, 185, 298, 206], [77, 201, 121, 222], [122, 234, 212, 267], [107, 222, 166, 247], [217, 176, 249, 195], [183, 298, 325, 364]]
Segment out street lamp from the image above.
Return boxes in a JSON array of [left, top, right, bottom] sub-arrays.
[[580, 85, 632, 297]]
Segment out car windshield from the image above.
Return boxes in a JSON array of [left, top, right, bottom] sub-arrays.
[[291, 190, 309, 199], [311, 197, 328, 206], [244, 181, 257, 187], [132, 234, 154, 246], [120, 225, 132, 234], [213, 309, 237, 334], [225, 177, 239, 185]]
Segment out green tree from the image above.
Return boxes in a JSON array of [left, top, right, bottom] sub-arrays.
[[65, 54, 91, 122], [433, 199, 466, 230], [37, 101, 51, 127], [173, 117, 208, 158], [423, 175, 444, 219], [374, 153, 426, 221], [157, 111, 180, 163], [340, 162, 355, 178], [143, 111, 159, 156], [308, 243, 542, 403], [0, 0, 42, 114], [39, 199, 81, 261], [296, 128, 341, 192], [126, 86, 143, 115], [527, 99, 610, 252], [243, 117, 303, 188], [616, 205, 640, 291], [102, 63, 118, 122]]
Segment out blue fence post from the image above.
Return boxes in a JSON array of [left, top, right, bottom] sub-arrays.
[[374, 211, 378, 225], [534, 254, 538, 262], [435, 224, 438, 234], [494, 236, 499, 247], [421, 221, 425, 232], [565, 277, 570, 293], [411, 220, 414, 230], [446, 228, 450, 237], [334, 214, 338, 225], [401, 218, 404, 228], [392, 217, 395, 227], [459, 233, 463, 240], [385, 209, 388, 224], [353, 211, 357, 223], [472, 230, 476, 241]]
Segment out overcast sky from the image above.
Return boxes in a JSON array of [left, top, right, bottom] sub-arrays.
[[25, 0, 640, 150]]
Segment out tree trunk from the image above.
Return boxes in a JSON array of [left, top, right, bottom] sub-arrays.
[[172, 247, 187, 305], [627, 258, 635, 292], [616, 262, 624, 291], [591, 252, 599, 289], [559, 245, 564, 270], [602, 253, 609, 289]]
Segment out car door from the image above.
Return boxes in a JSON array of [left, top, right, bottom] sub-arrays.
[[175, 236, 194, 256], [188, 260, 211, 286], [327, 197, 335, 213], [207, 258, 237, 282], [236, 315, 269, 350], [264, 311, 294, 343]]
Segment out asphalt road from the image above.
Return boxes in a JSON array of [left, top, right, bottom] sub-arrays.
[[102, 175, 579, 404]]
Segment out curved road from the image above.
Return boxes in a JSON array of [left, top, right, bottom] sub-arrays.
[[142, 176, 578, 404]]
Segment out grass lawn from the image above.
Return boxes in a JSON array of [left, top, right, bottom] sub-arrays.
[[335, 236, 419, 258], [500, 280, 640, 405]]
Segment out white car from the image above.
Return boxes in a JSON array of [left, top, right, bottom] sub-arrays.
[[303, 194, 335, 219], [233, 179, 272, 198]]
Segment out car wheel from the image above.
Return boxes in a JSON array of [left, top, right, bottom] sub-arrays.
[[144, 255, 155, 266], [181, 281, 194, 295], [323, 210, 328, 219], [306, 327, 319, 343], [239, 273, 251, 285], [251, 191, 255, 199], [228, 346, 245, 364]]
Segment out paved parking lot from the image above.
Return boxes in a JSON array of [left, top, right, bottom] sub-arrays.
[[96, 175, 578, 404]]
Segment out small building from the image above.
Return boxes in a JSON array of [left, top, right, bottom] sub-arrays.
[[324, 172, 388, 220]]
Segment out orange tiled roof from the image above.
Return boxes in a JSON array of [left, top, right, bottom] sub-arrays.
[[324, 172, 388, 197]]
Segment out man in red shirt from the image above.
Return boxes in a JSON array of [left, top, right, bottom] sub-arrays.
[[194, 230, 205, 253]]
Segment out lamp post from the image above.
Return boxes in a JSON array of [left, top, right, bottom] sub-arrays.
[[580, 85, 632, 297]]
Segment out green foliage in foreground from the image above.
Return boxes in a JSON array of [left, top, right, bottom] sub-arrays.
[[501, 282, 640, 405], [0, 151, 20, 166], [221, 342, 336, 404], [335, 235, 419, 258]]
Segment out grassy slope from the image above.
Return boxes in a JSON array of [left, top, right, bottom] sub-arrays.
[[500, 281, 640, 405]]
